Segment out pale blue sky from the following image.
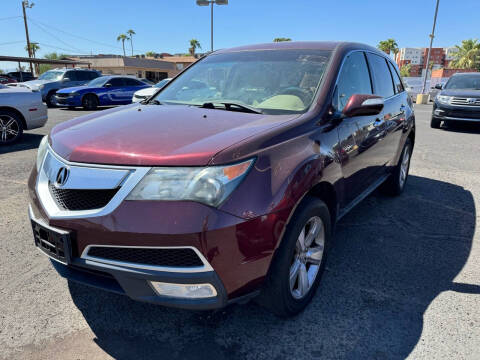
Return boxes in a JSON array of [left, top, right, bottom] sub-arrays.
[[1, 0, 477, 71]]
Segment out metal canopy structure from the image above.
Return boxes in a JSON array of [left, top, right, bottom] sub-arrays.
[[0, 55, 91, 66]]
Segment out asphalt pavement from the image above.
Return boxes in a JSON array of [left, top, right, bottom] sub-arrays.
[[0, 105, 479, 359]]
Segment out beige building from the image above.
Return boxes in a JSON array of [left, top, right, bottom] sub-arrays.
[[69, 56, 176, 82]]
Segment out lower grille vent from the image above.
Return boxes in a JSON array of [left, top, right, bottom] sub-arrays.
[[86, 246, 205, 267]]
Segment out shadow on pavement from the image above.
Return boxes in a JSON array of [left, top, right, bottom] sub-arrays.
[[68, 175, 477, 359], [0, 133, 44, 155]]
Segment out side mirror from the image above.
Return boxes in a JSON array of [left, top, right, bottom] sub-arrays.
[[62, 78, 70, 82], [104, 83, 112, 88], [435, 83, 443, 90], [342, 94, 384, 118]]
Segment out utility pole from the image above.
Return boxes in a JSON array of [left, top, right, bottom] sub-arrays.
[[21, 0, 34, 75], [421, 0, 440, 94], [210, 1, 213, 52]]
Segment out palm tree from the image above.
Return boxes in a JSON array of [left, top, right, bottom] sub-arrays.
[[377, 38, 399, 58], [450, 39, 480, 70], [400, 64, 411, 77], [145, 51, 156, 57], [127, 29, 136, 56], [189, 39, 201, 57], [117, 34, 128, 57], [273, 37, 291, 42], [44, 52, 68, 60]]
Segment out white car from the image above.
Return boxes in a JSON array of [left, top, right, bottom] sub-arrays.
[[0, 84, 48, 144], [132, 78, 171, 103]]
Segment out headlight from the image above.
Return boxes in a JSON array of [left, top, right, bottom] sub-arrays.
[[36, 136, 48, 171], [436, 95, 451, 104], [126, 159, 254, 207], [39, 84, 44, 90], [69, 92, 78, 96]]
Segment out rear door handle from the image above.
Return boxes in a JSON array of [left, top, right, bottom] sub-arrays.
[[400, 104, 406, 112]]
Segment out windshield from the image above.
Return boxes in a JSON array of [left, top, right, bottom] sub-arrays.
[[87, 77, 108, 87], [154, 49, 331, 114], [444, 75, 480, 90], [38, 71, 64, 81]]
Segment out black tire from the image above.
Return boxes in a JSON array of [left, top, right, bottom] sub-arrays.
[[46, 91, 57, 108], [82, 94, 99, 110], [430, 117, 441, 128], [381, 138, 412, 196], [0, 109, 24, 144], [67, 106, 75, 110], [257, 197, 331, 317]]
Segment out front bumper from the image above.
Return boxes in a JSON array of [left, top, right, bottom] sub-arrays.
[[28, 150, 288, 308], [433, 101, 480, 122], [55, 95, 82, 107]]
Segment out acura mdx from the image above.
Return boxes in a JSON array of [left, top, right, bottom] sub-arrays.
[[29, 42, 415, 316]]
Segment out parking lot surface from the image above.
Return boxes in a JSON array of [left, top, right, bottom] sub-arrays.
[[0, 105, 479, 359]]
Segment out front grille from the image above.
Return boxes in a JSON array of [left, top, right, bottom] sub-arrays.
[[86, 246, 205, 267], [49, 183, 119, 211], [55, 93, 70, 98], [451, 97, 480, 106], [446, 110, 480, 119]]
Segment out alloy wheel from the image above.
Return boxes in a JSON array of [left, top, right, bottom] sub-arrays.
[[289, 216, 325, 299], [399, 146, 411, 188], [0, 114, 19, 143]]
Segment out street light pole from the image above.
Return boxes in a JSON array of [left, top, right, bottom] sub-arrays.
[[196, 0, 228, 53], [421, 0, 440, 94], [21, 0, 34, 75]]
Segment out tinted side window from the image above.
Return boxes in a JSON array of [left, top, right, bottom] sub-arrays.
[[366, 54, 395, 98], [88, 72, 99, 80], [108, 78, 125, 87], [64, 71, 77, 81], [75, 71, 91, 81], [124, 78, 142, 86], [387, 61, 404, 93], [335, 51, 372, 111]]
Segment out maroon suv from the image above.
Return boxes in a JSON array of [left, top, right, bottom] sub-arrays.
[[28, 42, 415, 316]]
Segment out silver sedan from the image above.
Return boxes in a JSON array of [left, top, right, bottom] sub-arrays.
[[0, 84, 47, 144]]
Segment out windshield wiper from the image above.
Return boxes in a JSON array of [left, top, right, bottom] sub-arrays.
[[199, 102, 263, 114]]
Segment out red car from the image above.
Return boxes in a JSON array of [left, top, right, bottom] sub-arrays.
[[29, 42, 415, 316], [0, 75, 17, 84]]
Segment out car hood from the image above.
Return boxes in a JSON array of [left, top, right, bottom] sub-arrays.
[[50, 104, 300, 166], [19, 79, 50, 89], [56, 86, 89, 94], [440, 89, 480, 97]]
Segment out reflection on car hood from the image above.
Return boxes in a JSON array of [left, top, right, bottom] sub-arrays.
[[440, 89, 480, 97], [50, 103, 300, 166], [18, 79, 50, 89], [56, 86, 89, 94]]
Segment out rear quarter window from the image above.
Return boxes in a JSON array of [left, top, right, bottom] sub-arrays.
[[366, 53, 395, 98]]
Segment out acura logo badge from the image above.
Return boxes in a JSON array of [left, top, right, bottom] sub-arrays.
[[55, 167, 69, 187]]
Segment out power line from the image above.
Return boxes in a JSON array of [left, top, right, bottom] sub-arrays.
[[28, 18, 87, 54], [0, 41, 26, 46], [0, 16, 22, 21], [28, 17, 123, 51], [37, 42, 89, 54]]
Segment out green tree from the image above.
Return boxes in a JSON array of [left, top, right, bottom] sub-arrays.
[[273, 37, 291, 42], [38, 64, 52, 74], [400, 64, 411, 77], [117, 34, 128, 57], [450, 39, 480, 70], [127, 29, 136, 56], [377, 38, 399, 58], [189, 39, 201, 57], [0, 69, 4, 74], [44, 52, 68, 60], [145, 51, 156, 57]]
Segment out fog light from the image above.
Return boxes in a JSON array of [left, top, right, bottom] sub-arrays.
[[150, 281, 217, 299], [434, 109, 444, 115]]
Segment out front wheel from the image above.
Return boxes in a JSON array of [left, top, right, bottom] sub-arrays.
[[257, 197, 331, 317], [431, 117, 441, 128], [381, 138, 412, 196], [46, 91, 56, 108], [0, 110, 23, 144], [82, 94, 99, 110]]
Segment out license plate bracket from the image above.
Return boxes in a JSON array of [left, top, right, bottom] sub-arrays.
[[31, 219, 72, 265]]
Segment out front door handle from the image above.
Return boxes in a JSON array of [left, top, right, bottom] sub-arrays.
[[400, 104, 406, 112]]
